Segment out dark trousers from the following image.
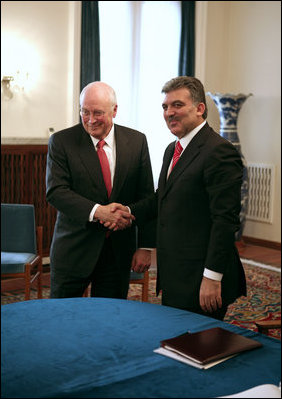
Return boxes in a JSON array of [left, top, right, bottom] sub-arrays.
[[162, 295, 228, 321], [194, 306, 228, 321], [50, 238, 130, 299], [89, 238, 130, 299]]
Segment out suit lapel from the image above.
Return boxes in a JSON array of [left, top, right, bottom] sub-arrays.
[[77, 126, 108, 198], [160, 125, 209, 199], [110, 125, 130, 200], [76, 125, 132, 201], [158, 142, 175, 193]]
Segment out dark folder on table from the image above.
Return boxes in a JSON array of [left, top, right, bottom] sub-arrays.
[[155, 327, 262, 369]]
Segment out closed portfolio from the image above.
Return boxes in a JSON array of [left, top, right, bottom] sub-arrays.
[[155, 327, 262, 369]]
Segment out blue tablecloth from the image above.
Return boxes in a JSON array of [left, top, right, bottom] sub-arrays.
[[1, 298, 281, 398]]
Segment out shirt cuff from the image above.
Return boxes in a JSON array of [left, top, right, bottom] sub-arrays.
[[89, 204, 101, 222], [139, 248, 154, 251], [203, 268, 223, 281]]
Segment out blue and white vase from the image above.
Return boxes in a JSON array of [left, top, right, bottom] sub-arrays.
[[206, 92, 252, 241]]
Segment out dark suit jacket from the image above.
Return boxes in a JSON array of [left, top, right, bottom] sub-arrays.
[[131, 122, 246, 311], [46, 123, 155, 279]]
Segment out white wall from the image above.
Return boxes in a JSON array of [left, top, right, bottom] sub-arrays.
[[1, 1, 281, 243], [1, 1, 81, 140], [196, 1, 281, 243]]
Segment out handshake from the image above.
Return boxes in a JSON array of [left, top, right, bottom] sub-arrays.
[[95, 203, 135, 231]]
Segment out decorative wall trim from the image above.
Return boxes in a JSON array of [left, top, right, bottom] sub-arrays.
[[242, 235, 281, 250], [1, 137, 49, 145]]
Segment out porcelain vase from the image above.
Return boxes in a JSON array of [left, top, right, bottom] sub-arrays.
[[207, 92, 252, 241]]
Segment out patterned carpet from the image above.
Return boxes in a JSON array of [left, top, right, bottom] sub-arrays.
[[1, 262, 281, 339], [129, 262, 281, 339]]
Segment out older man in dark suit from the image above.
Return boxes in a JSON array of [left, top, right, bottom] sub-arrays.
[[46, 82, 154, 299], [112, 76, 246, 320]]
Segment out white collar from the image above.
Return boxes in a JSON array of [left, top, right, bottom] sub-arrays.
[[90, 124, 115, 149], [179, 120, 206, 150]]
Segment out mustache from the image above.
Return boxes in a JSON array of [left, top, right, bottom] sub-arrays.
[[168, 116, 178, 123], [87, 121, 100, 127]]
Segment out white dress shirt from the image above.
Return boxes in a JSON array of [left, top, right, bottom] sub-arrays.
[[89, 124, 116, 221]]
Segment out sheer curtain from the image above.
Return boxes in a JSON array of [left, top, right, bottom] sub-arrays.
[[99, 1, 181, 186]]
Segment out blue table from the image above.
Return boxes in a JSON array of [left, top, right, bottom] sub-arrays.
[[1, 298, 281, 398]]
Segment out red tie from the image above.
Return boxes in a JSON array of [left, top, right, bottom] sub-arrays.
[[171, 141, 183, 171], [97, 140, 112, 197]]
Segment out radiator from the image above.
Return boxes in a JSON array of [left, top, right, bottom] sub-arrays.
[[246, 163, 275, 223]]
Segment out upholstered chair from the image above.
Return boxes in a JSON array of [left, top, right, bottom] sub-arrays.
[[1, 203, 43, 300]]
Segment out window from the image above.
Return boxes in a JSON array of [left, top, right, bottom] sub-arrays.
[[99, 1, 181, 186]]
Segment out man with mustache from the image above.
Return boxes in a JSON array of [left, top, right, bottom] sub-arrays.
[[46, 82, 154, 299], [111, 76, 246, 320]]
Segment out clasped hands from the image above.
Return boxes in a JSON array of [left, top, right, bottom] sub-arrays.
[[95, 203, 134, 231], [95, 203, 151, 273]]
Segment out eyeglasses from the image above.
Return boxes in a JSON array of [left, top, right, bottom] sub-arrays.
[[80, 109, 105, 119]]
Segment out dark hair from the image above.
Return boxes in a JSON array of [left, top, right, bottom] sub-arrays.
[[162, 76, 208, 119]]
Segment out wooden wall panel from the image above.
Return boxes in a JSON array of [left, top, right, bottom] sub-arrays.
[[1, 145, 56, 257]]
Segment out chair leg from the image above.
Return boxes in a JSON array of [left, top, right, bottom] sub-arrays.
[[37, 261, 43, 299], [25, 265, 31, 301], [141, 271, 149, 302], [25, 261, 43, 300], [36, 226, 43, 299]]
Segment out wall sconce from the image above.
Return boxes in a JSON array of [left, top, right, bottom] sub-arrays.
[[1, 76, 14, 100], [1, 71, 30, 101], [2, 33, 39, 101]]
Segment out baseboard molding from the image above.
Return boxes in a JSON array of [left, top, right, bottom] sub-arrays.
[[242, 236, 281, 250], [240, 258, 281, 272]]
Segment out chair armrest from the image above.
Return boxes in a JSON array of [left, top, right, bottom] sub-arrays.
[[255, 320, 281, 334]]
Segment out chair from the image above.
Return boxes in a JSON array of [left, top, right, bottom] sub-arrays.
[[83, 270, 150, 302], [129, 270, 149, 302], [1, 203, 43, 300], [255, 319, 281, 336]]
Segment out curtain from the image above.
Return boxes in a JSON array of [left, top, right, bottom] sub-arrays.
[[80, 1, 100, 91], [178, 1, 195, 77]]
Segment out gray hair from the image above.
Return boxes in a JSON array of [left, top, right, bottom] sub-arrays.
[[162, 76, 208, 119]]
